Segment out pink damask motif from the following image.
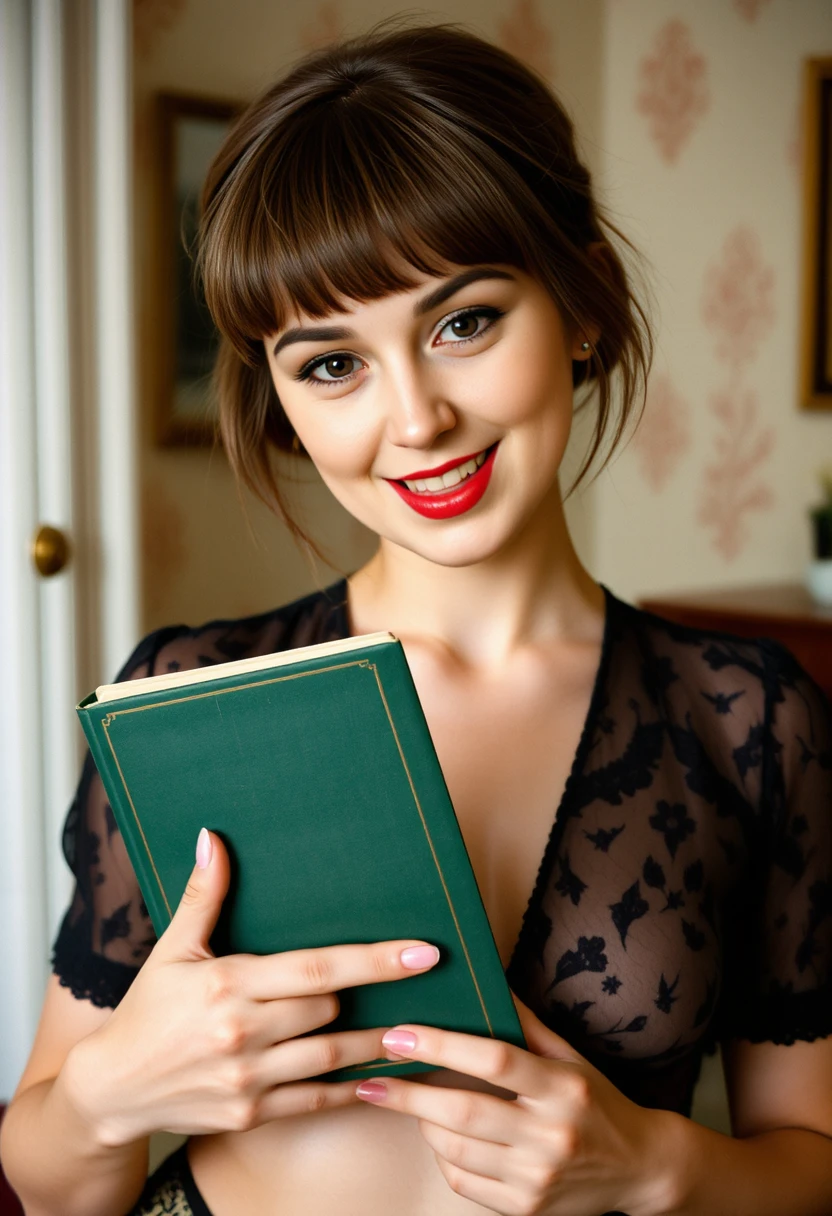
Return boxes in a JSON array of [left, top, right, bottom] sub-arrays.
[[497, 0, 555, 81], [697, 388, 775, 560], [701, 226, 775, 369], [636, 20, 709, 165], [733, 0, 772, 22], [632, 374, 692, 493], [133, 0, 187, 60], [299, 1, 344, 52]]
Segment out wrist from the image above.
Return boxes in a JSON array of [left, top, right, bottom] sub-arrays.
[[630, 1108, 691, 1216], [58, 1033, 142, 1152]]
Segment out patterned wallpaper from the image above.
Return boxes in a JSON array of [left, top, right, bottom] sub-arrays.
[[592, 0, 832, 600], [132, 0, 832, 628]]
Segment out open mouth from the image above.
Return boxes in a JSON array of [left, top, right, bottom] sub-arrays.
[[386, 444, 499, 520], [399, 448, 490, 495]]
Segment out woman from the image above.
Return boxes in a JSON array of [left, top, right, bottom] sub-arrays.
[[2, 22, 831, 1216]]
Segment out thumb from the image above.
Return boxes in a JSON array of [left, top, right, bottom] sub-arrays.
[[154, 829, 231, 962], [513, 996, 584, 1064]]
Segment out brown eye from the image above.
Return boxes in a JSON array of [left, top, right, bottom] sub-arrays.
[[321, 356, 354, 378], [306, 354, 360, 383], [450, 314, 479, 338], [436, 307, 503, 346]]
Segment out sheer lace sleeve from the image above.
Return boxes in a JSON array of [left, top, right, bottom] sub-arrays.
[[721, 642, 832, 1044], [51, 626, 189, 1007], [50, 587, 348, 1008]]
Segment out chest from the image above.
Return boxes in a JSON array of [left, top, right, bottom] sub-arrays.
[[404, 644, 601, 965]]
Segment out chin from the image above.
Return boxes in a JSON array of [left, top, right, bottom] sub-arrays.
[[382, 511, 525, 570]]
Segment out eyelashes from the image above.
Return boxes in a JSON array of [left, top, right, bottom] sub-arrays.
[[294, 352, 363, 385], [293, 305, 505, 387]]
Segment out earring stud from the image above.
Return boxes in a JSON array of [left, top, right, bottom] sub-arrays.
[[580, 341, 590, 352]]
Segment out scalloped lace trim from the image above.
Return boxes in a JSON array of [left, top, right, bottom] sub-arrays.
[[51, 921, 138, 1008]]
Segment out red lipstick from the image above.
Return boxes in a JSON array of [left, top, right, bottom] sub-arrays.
[[397, 449, 488, 481], [386, 444, 498, 520]]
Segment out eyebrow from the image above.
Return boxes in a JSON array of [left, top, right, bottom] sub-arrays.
[[271, 268, 516, 358]]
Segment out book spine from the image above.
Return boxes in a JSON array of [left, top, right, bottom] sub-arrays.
[[77, 705, 174, 937]]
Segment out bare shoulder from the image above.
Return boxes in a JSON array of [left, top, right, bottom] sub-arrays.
[[12, 975, 111, 1099], [724, 1036, 832, 1139]]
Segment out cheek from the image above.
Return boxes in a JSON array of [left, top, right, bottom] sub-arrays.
[[300, 425, 376, 482], [461, 329, 574, 430], [275, 387, 380, 482]]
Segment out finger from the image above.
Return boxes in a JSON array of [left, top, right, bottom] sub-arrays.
[[513, 997, 582, 1064], [260, 1027, 394, 1086], [355, 1076, 524, 1143], [375, 1025, 552, 1100], [154, 830, 231, 963], [419, 1120, 516, 1183], [433, 1157, 511, 1212], [232, 1078, 363, 1128], [247, 993, 340, 1049], [228, 940, 440, 1001]]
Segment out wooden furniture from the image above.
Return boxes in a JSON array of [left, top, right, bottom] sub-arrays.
[[639, 583, 832, 701]]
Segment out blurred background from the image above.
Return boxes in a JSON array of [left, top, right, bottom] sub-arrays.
[[1, 0, 831, 1135]]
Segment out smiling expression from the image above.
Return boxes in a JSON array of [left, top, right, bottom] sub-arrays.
[[265, 265, 591, 568]]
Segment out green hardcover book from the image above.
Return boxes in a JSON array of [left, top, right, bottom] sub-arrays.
[[77, 631, 524, 1081]]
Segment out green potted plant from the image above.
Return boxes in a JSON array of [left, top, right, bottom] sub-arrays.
[[808, 468, 832, 605]]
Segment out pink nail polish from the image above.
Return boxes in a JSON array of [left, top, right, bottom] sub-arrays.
[[196, 828, 212, 869], [400, 945, 440, 970], [356, 1081, 388, 1102], [381, 1029, 417, 1054]]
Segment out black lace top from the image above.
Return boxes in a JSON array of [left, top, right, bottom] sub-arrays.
[[52, 582, 832, 1116]]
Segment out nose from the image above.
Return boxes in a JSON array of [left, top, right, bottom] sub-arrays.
[[383, 364, 457, 450]]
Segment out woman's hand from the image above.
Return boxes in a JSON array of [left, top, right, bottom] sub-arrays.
[[355, 1000, 674, 1216], [63, 830, 440, 1148]]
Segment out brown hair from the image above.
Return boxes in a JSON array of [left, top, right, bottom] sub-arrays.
[[198, 20, 652, 543]]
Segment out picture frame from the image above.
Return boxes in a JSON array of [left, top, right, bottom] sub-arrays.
[[800, 58, 832, 411], [153, 92, 242, 446]]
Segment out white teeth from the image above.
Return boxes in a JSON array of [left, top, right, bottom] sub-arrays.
[[402, 447, 491, 494]]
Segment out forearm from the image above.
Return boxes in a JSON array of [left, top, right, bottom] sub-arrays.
[[656, 1114, 832, 1216], [0, 1062, 149, 1216]]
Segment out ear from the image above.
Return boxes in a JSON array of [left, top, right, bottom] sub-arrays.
[[571, 239, 614, 359], [513, 996, 585, 1064], [571, 329, 600, 361]]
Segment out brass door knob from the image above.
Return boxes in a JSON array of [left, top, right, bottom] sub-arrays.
[[32, 525, 71, 577]]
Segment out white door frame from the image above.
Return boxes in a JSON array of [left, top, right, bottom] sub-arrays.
[[0, 0, 139, 1098], [95, 0, 140, 685], [0, 0, 47, 1096]]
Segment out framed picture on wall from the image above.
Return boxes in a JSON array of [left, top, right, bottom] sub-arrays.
[[800, 58, 832, 410], [154, 92, 242, 445]]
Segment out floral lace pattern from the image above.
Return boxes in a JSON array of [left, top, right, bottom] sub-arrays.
[[130, 1145, 211, 1216], [53, 583, 832, 1116]]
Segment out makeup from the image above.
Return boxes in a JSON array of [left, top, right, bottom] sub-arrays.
[[386, 444, 498, 520]]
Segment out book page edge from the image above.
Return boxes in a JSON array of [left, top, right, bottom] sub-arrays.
[[94, 631, 396, 703]]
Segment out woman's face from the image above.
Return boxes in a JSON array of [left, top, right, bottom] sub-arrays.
[[265, 264, 590, 568]]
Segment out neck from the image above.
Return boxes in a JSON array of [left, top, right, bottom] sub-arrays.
[[348, 484, 604, 667]]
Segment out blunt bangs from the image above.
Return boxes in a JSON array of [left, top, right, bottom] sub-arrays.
[[201, 87, 542, 363]]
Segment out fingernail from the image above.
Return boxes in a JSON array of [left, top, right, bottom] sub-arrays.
[[400, 945, 440, 971], [196, 828, 212, 869], [381, 1029, 417, 1054], [356, 1081, 388, 1102]]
